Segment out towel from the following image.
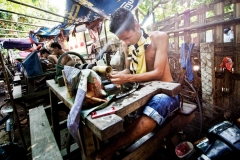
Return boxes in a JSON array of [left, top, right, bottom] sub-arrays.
[[66, 67, 115, 148], [180, 43, 195, 82]]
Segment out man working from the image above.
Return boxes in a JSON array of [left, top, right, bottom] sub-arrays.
[[96, 8, 180, 160], [50, 42, 73, 65]]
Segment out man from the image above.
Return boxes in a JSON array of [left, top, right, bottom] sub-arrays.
[[39, 48, 55, 63], [96, 8, 180, 160], [39, 48, 55, 70], [224, 28, 231, 43], [50, 42, 73, 65]]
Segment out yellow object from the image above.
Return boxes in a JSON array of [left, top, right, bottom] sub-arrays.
[[92, 66, 112, 74], [128, 29, 151, 74]]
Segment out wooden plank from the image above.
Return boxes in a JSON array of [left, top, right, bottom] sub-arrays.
[[123, 112, 195, 160], [29, 106, 63, 160], [22, 89, 49, 101], [85, 114, 123, 141], [12, 85, 22, 99], [27, 71, 56, 79], [115, 81, 181, 118], [46, 80, 74, 109]]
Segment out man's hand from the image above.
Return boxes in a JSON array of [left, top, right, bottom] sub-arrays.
[[108, 73, 130, 85]]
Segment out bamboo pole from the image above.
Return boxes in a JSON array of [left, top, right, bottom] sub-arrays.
[[0, 49, 27, 150], [0, 19, 44, 27], [0, 28, 29, 33], [7, 0, 69, 19], [0, 34, 27, 37], [0, 9, 65, 24]]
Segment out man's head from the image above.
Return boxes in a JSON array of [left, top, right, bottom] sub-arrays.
[[110, 8, 135, 35], [224, 28, 229, 35], [40, 48, 51, 58], [50, 42, 62, 55], [110, 8, 141, 45]]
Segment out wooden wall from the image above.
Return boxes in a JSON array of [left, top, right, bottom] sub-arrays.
[[152, 0, 240, 118]]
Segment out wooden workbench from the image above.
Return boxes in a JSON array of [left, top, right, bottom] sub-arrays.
[[46, 79, 195, 160]]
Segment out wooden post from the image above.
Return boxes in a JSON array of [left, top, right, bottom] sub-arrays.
[[214, 2, 224, 43], [234, 2, 240, 108], [183, 9, 191, 43], [200, 42, 215, 117], [235, 2, 240, 71], [0, 50, 27, 149], [214, 1, 225, 110], [174, 13, 179, 52], [197, 5, 206, 44]]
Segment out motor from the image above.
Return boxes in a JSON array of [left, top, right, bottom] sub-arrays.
[[195, 121, 240, 160]]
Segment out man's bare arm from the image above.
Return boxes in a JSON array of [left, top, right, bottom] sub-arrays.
[[110, 32, 169, 84]]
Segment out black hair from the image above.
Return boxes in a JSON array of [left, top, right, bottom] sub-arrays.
[[40, 48, 51, 55], [109, 8, 136, 35], [224, 28, 230, 34], [50, 42, 62, 49]]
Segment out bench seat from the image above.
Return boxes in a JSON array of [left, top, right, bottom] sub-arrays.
[[29, 106, 63, 160]]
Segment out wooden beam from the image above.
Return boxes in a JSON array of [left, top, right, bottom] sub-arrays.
[[164, 17, 240, 34]]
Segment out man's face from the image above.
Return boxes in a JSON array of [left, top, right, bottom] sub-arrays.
[[42, 53, 48, 58], [51, 47, 60, 55], [117, 29, 139, 46]]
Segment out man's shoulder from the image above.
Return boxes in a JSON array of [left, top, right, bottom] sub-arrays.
[[148, 31, 167, 38], [148, 31, 168, 44]]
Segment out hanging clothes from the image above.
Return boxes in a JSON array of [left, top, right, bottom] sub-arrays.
[[180, 42, 195, 82]]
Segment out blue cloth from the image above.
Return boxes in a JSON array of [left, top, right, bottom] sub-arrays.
[[65, 0, 140, 23], [22, 51, 43, 77], [35, 24, 74, 38], [180, 42, 195, 82], [16, 62, 21, 72], [143, 94, 180, 125]]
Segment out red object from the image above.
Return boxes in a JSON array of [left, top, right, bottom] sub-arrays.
[[91, 107, 116, 119], [220, 57, 234, 72], [80, 42, 85, 47], [175, 141, 193, 158]]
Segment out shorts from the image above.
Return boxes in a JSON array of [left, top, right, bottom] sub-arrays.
[[143, 93, 180, 125]]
